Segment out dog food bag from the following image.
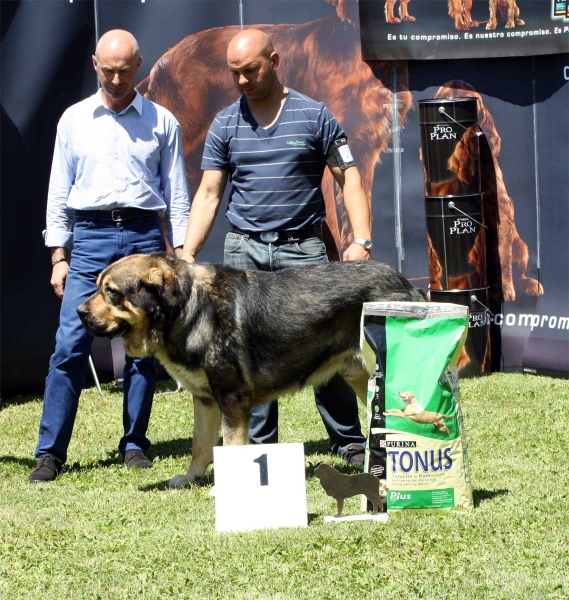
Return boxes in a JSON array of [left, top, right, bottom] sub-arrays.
[[360, 302, 473, 512]]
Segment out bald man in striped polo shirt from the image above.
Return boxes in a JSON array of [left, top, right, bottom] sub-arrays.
[[182, 29, 371, 466]]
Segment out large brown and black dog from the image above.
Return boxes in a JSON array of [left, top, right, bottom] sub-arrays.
[[77, 253, 426, 488]]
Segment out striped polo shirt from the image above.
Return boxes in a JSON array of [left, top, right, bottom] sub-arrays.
[[201, 89, 346, 232]]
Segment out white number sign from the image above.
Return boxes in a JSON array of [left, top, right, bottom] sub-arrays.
[[214, 443, 308, 533]]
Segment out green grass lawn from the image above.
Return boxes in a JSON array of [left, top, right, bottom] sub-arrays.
[[1, 373, 568, 599]]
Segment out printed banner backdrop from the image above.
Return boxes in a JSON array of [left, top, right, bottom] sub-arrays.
[[1, 0, 567, 397], [403, 53, 569, 376], [359, 0, 569, 60]]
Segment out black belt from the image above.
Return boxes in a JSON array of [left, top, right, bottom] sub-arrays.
[[229, 224, 322, 243], [75, 208, 158, 222]]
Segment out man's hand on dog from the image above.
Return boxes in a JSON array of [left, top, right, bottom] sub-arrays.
[[343, 243, 371, 262], [180, 251, 196, 264]]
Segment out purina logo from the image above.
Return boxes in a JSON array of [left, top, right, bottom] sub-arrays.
[[430, 125, 457, 140], [379, 440, 417, 448], [287, 140, 306, 147]]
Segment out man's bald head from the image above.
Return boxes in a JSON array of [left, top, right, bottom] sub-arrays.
[[92, 29, 142, 112], [95, 29, 140, 62], [227, 29, 282, 105], [227, 29, 274, 63]]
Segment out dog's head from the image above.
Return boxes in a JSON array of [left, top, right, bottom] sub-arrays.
[[77, 253, 185, 357], [447, 124, 481, 184], [325, 0, 358, 26], [433, 80, 501, 155], [398, 391, 417, 406], [313, 463, 338, 481]]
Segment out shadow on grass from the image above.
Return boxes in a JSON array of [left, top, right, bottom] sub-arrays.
[[138, 479, 178, 492], [0, 455, 38, 469], [0, 394, 41, 410], [150, 437, 193, 460], [0, 453, 121, 475], [62, 437, 197, 474], [63, 455, 122, 473], [138, 472, 214, 493], [473, 488, 509, 507], [303, 439, 333, 456]]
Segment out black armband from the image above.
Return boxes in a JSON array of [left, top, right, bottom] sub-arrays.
[[327, 137, 356, 169]]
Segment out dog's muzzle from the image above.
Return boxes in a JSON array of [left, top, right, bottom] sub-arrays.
[[76, 303, 130, 338]]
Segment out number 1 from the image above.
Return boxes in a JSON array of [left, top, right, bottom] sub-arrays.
[[253, 453, 269, 486]]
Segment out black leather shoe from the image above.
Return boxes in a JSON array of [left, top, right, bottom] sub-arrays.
[[29, 454, 62, 483], [339, 443, 365, 468], [124, 450, 152, 469]]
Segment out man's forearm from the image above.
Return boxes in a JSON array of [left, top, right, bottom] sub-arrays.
[[50, 247, 68, 263], [342, 170, 371, 240], [181, 170, 227, 261], [182, 192, 223, 260]]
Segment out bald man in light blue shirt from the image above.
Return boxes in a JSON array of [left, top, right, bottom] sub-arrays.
[[30, 29, 190, 483]]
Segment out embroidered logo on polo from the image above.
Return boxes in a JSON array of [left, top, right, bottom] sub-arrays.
[[286, 140, 306, 147]]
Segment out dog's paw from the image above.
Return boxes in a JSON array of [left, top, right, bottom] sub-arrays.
[[486, 21, 498, 31], [401, 15, 415, 22], [169, 474, 193, 489], [502, 281, 516, 302], [518, 276, 544, 297]]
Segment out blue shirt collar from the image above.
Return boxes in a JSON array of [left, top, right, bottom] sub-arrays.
[[92, 89, 143, 116]]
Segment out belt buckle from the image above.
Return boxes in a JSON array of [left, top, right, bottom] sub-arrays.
[[260, 231, 279, 243], [111, 209, 123, 222]]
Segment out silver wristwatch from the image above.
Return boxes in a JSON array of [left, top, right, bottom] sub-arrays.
[[353, 238, 373, 251]]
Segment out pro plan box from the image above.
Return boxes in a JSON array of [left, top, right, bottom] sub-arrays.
[[361, 302, 473, 512]]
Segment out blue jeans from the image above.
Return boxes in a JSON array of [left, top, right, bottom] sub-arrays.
[[35, 214, 166, 464], [223, 231, 365, 453]]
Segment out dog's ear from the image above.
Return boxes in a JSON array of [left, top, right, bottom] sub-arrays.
[[478, 104, 501, 156], [449, 127, 478, 184], [141, 265, 182, 312], [325, 0, 358, 25]]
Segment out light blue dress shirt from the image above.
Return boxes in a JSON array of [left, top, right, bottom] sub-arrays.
[[44, 90, 190, 248]]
